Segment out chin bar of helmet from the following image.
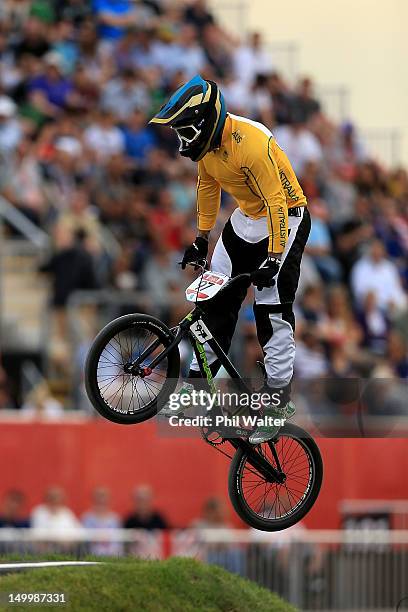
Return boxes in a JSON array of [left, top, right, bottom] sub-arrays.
[[172, 123, 203, 153]]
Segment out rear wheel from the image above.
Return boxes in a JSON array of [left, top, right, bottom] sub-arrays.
[[228, 424, 323, 531], [85, 314, 180, 424]]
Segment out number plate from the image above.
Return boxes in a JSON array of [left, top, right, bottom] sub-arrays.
[[186, 271, 230, 302], [190, 319, 213, 343]]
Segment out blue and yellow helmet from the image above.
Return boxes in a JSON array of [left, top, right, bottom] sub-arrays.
[[149, 75, 227, 162]]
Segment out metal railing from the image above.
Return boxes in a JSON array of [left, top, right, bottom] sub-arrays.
[[266, 42, 300, 82], [362, 128, 403, 168], [210, 1, 249, 33], [0, 196, 50, 250], [317, 85, 350, 123], [0, 528, 407, 610]]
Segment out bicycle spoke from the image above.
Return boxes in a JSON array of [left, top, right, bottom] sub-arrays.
[[96, 324, 169, 415], [240, 435, 314, 523]]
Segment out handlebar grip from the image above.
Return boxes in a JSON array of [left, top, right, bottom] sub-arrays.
[[178, 259, 208, 270]]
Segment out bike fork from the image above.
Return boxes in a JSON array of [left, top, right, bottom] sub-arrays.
[[228, 438, 286, 484]]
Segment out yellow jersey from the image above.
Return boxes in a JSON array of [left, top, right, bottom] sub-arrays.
[[197, 113, 307, 254]]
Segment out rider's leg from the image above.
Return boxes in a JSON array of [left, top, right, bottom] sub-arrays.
[[189, 212, 268, 376], [250, 208, 311, 443], [255, 207, 311, 385]]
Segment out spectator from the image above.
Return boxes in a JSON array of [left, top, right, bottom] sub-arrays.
[[295, 330, 329, 378], [0, 1, 31, 34], [14, 16, 50, 58], [171, 24, 206, 78], [233, 32, 272, 88], [84, 109, 125, 161], [192, 496, 233, 529], [358, 291, 390, 355], [41, 225, 99, 309], [21, 381, 64, 420], [387, 331, 408, 378], [102, 68, 149, 120], [168, 166, 196, 214], [351, 239, 407, 314], [58, 0, 92, 26], [76, 20, 113, 83], [129, 27, 157, 72], [0, 95, 21, 154], [57, 186, 103, 252], [123, 485, 168, 530], [321, 286, 363, 365], [40, 225, 99, 340], [52, 18, 79, 75], [274, 116, 323, 176], [306, 199, 342, 282], [297, 285, 327, 328], [93, 0, 137, 44], [248, 74, 274, 127], [184, 0, 215, 34], [291, 77, 321, 124], [1, 136, 46, 225], [140, 243, 181, 323], [333, 121, 367, 168], [43, 135, 85, 210], [82, 487, 122, 556], [202, 24, 233, 79], [266, 72, 292, 125], [333, 195, 374, 279], [192, 497, 245, 575], [0, 490, 30, 528], [91, 153, 132, 228], [375, 197, 408, 266], [221, 72, 252, 116], [27, 51, 74, 115], [31, 486, 80, 532], [122, 108, 157, 165]]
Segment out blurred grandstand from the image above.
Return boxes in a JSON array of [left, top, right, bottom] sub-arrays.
[[0, 0, 407, 413], [0, 1, 407, 609]]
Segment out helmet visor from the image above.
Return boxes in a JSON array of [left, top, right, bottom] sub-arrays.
[[172, 123, 202, 151]]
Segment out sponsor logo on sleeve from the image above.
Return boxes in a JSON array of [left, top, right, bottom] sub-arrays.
[[280, 170, 300, 201], [278, 205, 286, 247], [232, 130, 244, 144]]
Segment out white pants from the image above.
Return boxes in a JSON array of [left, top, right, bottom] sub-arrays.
[[190, 207, 310, 388]]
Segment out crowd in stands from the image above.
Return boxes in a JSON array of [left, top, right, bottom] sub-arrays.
[[0, 485, 307, 574], [0, 485, 168, 532], [0, 0, 407, 412], [0, 485, 236, 556]]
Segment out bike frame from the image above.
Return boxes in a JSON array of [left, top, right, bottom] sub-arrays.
[[129, 273, 285, 484]]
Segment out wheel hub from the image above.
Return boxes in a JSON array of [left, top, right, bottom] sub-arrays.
[[123, 363, 152, 377]]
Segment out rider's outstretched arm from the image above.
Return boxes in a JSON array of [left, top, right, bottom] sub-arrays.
[[196, 159, 221, 237]]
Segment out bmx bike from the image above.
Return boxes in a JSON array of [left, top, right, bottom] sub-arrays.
[[85, 263, 323, 531]]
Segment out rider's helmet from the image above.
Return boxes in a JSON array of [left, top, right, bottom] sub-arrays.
[[149, 74, 227, 162]]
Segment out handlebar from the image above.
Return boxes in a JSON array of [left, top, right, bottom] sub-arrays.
[[177, 259, 208, 271], [180, 260, 254, 288]]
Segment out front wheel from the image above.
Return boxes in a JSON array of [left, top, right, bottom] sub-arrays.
[[228, 424, 323, 531], [85, 314, 180, 424]]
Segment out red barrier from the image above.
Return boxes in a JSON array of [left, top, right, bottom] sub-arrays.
[[1, 421, 407, 528]]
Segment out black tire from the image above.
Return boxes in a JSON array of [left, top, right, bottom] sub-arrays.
[[228, 423, 323, 531], [85, 314, 180, 424]]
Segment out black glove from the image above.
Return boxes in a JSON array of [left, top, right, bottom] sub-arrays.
[[181, 237, 208, 269], [251, 257, 281, 290]]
